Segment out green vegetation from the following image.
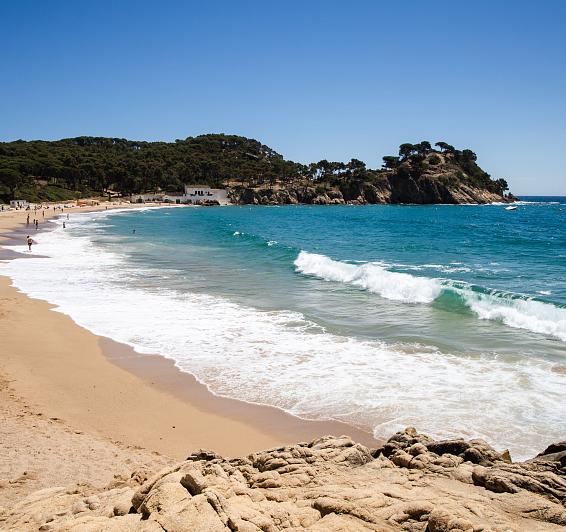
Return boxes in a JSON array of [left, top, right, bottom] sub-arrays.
[[0, 135, 302, 202], [383, 140, 508, 195], [0, 134, 509, 202]]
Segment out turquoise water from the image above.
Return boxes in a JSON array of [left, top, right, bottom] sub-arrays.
[[3, 197, 566, 458], [107, 199, 566, 353]]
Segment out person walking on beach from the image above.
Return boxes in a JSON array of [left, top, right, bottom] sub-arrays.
[[26, 214, 30, 226], [26, 235, 33, 251], [35, 219, 39, 230]]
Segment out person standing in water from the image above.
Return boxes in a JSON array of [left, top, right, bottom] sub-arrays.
[[63, 221, 66, 229], [26, 235, 33, 251]]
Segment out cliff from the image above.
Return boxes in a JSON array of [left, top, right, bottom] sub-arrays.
[[3, 428, 564, 531], [229, 146, 513, 205], [228, 178, 506, 206]]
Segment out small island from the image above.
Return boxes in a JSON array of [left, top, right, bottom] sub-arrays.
[[0, 135, 513, 205]]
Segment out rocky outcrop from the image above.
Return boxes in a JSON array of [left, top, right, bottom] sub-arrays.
[[2, 429, 564, 531], [229, 178, 507, 206], [229, 186, 347, 206], [228, 147, 514, 205]]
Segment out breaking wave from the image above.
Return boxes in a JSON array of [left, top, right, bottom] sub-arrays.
[[294, 250, 442, 303], [294, 251, 566, 341]]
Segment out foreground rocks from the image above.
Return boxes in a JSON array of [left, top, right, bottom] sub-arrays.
[[2, 428, 565, 531]]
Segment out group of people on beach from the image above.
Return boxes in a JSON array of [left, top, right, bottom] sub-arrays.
[[26, 214, 40, 230], [25, 212, 69, 252]]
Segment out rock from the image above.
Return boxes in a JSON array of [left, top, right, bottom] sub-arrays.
[[501, 449, 512, 463], [71, 500, 88, 514], [112, 489, 135, 516], [539, 441, 566, 456], [426, 439, 471, 456], [426, 508, 474, 532], [85, 495, 100, 510], [408, 443, 428, 456], [471, 462, 566, 503], [186, 449, 223, 462], [2, 431, 565, 531], [113, 501, 132, 516], [131, 464, 181, 510]]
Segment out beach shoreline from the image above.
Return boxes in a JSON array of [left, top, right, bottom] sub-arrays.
[[0, 201, 377, 503], [1, 202, 565, 532]]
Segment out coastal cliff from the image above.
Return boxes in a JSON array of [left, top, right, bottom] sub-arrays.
[[3, 428, 564, 531], [229, 143, 513, 205], [228, 176, 505, 206]]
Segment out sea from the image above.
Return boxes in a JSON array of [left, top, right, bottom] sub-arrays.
[[2, 196, 565, 459]]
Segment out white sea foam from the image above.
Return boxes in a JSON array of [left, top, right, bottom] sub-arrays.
[[463, 291, 566, 342], [295, 251, 566, 341], [294, 251, 442, 303], [1, 214, 565, 459]]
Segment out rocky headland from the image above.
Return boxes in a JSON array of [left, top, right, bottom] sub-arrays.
[[3, 428, 564, 531], [228, 177, 504, 206], [228, 142, 513, 206]]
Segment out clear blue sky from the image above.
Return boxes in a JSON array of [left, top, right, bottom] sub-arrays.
[[1, 1, 565, 195]]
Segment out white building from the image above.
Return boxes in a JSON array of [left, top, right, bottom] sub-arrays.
[[181, 185, 229, 204], [10, 199, 29, 208], [131, 186, 230, 205]]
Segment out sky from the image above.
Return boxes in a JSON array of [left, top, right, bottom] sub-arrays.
[[1, 1, 565, 195]]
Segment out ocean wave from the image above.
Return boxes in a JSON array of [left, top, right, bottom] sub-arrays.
[[294, 251, 441, 303], [294, 251, 566, 341], [461, 290, 566, 341]]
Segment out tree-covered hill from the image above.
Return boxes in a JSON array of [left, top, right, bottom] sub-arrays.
[[0, 134, 301, 202], [0, 134, 511, 204]]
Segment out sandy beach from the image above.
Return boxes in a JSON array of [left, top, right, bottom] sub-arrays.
[[0, 202, 376, 508]]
